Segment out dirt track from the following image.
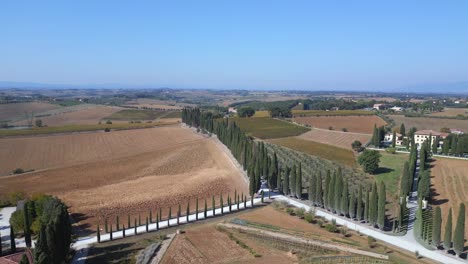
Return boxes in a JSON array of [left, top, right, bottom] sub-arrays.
[[0, 126, 248, 230]]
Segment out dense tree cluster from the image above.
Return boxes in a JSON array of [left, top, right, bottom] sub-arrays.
[[357, 150, 381, 174], [237, 107, 255, 118], [441, 134, 467, 156]]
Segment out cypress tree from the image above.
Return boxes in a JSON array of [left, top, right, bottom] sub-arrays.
[[10, 226, 16, 253], [349, 191, 356, 219], [327, 172, 335, 211], [186, 201, 190, 223], [334, 172, 342, 214], [340, 182, 349, 216], [177, 203, 181, 224], [156, 214, 159, 230], [244, 195, 247, 208], [357, 185, 363, 221], [443, 208, 452, 251], [97, 224, 100, 243], [308, 173, 315, 203], [122, 224, 126, 238], [212, 195, 215, 216], [109, 224, 113, 241], [196, 198, 199, 220], [249, 170, 255, 196], [315, 172, 323, 207], [283, 167, 290, 195], [116, 215, 120, 231], [276, 164, 282, 193], [128, 215, 131, 228], [378, 181, 386, 230], [168, 207, 171, 227], [324, 171, 330, 209], [290, 164, 296, 197], [271, 152, 278, 189], [261, 191, 264, 203], [392, 130, 396, 148], [364, 189, 369, 222], [149, 210, 152, 223], [134, 218, 137, 234], [220, 194, 223, 215], [453, 203, 465, 257], [228, 196, 232, 212], [104, 218, 108, 233], [370, 182, 378, 227], [296, 163, 302, 199], [237, 194, 240, 210], [23, 203, 32, 248], [400, 161, 409, 197], [204, 198, 207, 218], [251, 195, 254, 207], [138, 214, 141, 226], [145, 217, 149, 232], [432, 207, 442, 247], [159, 208, 162, 223], [400, 123, 405, 136]]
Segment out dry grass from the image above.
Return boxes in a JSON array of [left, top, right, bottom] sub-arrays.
[[0, 102, 60, 121], [430, 158, 468, 244], [267, 137, 357, 167], [388, 115, 468, 132], [0, 126, 248, 231], [429, 108, 468, 117], [297, 129, 372, 150], [293, 116, 386, 134]]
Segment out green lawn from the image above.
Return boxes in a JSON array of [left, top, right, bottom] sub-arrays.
[[230, 117, 309, 139], [106, 109, 176, 120], [374, 152, 408, 194], [268, 137, 357, 168]]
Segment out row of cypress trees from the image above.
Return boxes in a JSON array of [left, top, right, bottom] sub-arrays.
[[429, 204, 465, 257], [183, 108, 389, 230]]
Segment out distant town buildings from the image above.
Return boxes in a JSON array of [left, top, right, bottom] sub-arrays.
[[228, 107, 237, 113]]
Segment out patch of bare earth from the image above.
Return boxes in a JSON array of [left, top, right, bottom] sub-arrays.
[[389, 115, 468, 133], [430, 158, 468, 245], [297, 129, 372, 149], [293, 115, 386, 134], [0, 102, 60, 121], [0, 126, 248, 231]]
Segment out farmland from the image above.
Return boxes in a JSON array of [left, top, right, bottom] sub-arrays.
[[430, 158, 468, 243], [293, 115, 386, 134], [0, 102, 60, 121], [292, 110, 374, 117], [12, 105, 122, 126], [0, 126, 248, 230], [267, 137, 357, 168], [388, 115, 468, 132], [428, 108, 468, 117], [123, 98, 194, 109], [106, 109, 180, 121], [297, 129, 372, 149], [231, 117, 309, 139]]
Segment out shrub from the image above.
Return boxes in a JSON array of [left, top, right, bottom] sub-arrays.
[[358, 150, 381, 174], [316, 219, 324, 227], [304, 213, 315, 223], [295, 208, 305, 218], [385, 147, 396, 154], [340, 225, 349, 237], [8, 191, 25, 204], [286, 207, 294, 215], [104, 128, 110, 132], [325, 219, 338, 232], [342, 128, 348, 132], [367, 236, 376, 248], [13, 168, 25, 174], [106, 120, 112, 124], [328, 126, 333, 130]]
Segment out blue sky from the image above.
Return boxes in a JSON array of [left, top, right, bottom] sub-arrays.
[[1, 1, 467, 91]]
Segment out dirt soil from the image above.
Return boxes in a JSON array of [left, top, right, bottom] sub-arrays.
[[293, 115, 386, 134], [429, 108, 468, 117], [389, 115, 468, 133], [0, 126, 248, 232], [430, 158, 468, 243], [0, 102, 60, 121], [297, 129, 372, 149]]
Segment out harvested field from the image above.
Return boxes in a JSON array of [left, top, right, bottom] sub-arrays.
[[429, 108, 468, 117], [123, 98, 192, 110], [388, 115, 468, 132], [230, 117, 309, 139], [0, 126, 248, 230], [267, 137, 357, 168], [0, 102, 60, 121], [297, 129, 372, 149], [293, 115, 386, 134], [292, 110, 374, 117], [430, 158, 468, 243], [13, 105, 122, 126]]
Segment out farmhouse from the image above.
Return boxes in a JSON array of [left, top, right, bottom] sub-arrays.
[[228, 107, 237, 113], [383, 132, 404, 146], [390, 106, 404, 112], [414, 130, 448, 146], [373, 104, 388, 110]]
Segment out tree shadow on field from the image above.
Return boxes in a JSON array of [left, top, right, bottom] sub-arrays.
[[71, 212, 94, 237], [374, 167, 393, 175], [429, 185, 448, 206]]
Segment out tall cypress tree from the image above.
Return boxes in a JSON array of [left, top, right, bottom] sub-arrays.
[[370, 182, 378, 227], [453, 203, 465, 257], [327, 172, 335, 211], [400, 123, 405, 136], [324, 171, 330, 209], [204, 198, 207, 218], [249, 166, 256, 196], [23, 202, 32, 248], [340, 182, 349, 216], [357, 185, 363, 221], [392, 130, 396, 148], [277, 164, 282, 193], [349, 191, 356, 219], [315, 172, 323, 207], [364, 189, 370, 222], [186, 201, 190, 223], [334, 172, 342, 214], [271, 152, 278, 189], [308, 173, 315, 203], [443, 208, 452, 251], [283, 167, 290, 195], [432, 207, 442, 247], [196, 198, 199, 220], [10, 226, 16, 253], [212, 195, 215, 216], [290, 164, 296, 197], [296, 163, 302, 199], [400, 161, 409, 197], [377, 181, 386, 230]]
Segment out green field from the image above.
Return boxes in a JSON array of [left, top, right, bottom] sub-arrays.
[[292, 110, 374, 117], [107, 109, 178, 120], [374, 152, 408, 194], [160, 111, 182, 118], [268, 137, 357, 168], [230, 117, 309, 139], [0, 122, 172, 137]]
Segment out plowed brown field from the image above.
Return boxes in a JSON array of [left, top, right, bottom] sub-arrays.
[[389, 115, 468, 132], [430, 158, 468, 244], [293, 115, 386, 134], [0, 102, 60, 121], [0, 126, 248, 231], [297, 129, 372, 149]]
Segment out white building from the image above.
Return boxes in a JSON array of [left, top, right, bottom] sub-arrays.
[[414, 130, 448, 146], [384, 132, 404, 146], [228, 107, 237, 113], [390, 106, 404, 112]]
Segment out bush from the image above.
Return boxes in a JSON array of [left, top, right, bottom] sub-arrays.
[[358, 150, 381, 174], [328, 126, 333, 130], [342, 128, 348, 132], [106, 120, 112, 124], [316, 219, 324, 227], [304, 213, 315, 223], [385, 147, 396, 154], [13, 168, 25, 174], [8, 191, 25, 204], [295, 208, 305, 218], [286, 207, 294, 215], [367, 236, 376, 248], [104, 128, 110, 132], [325, 219, 338, 232], [238, 107, 255, 118]]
